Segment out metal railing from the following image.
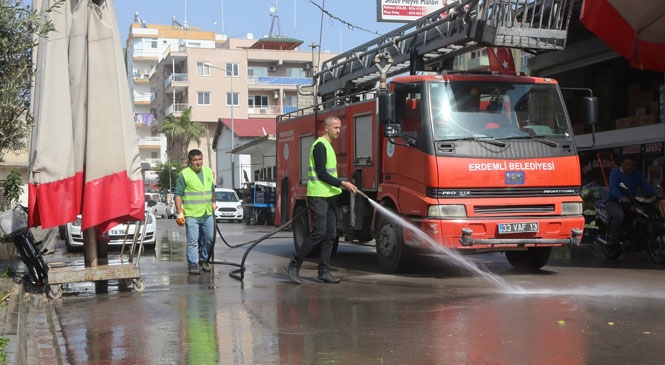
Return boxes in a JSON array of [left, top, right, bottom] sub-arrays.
[[316, 0, 574, 100], [164, 73, 189, 88], [166, 103, 189, 115]]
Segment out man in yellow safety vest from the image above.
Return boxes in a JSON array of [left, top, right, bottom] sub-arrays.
[[285, 116, 358, 284], [175, 149, 216, 275]]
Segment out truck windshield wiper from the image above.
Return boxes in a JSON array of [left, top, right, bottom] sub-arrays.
[[502, 135, 558, 147], [450, 136, 507, 147]]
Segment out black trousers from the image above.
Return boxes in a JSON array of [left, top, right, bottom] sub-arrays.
[[605, 201, 625, 243], [294, 196, 337, 272]]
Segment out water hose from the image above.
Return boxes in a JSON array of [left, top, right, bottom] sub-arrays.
[[209, 208, 307, 281], [212, 189, 369, 281]]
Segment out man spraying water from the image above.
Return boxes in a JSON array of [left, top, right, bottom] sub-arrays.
[[285, 116, 358, 284]]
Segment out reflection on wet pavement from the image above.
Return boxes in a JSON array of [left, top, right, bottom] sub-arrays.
[[48, 221, 665, 364]]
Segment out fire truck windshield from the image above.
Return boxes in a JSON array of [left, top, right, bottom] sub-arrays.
[[427, 81, 573, 142]]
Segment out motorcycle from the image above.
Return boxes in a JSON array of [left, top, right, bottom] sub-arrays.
[[593, 190, 665, 263]]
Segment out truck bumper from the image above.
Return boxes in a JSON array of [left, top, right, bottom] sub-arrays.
[[459, 227, 583, 247], [407, 217, 584, 251]]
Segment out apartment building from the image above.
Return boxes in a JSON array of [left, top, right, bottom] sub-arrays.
[[150, 36, 336, 190], [125, 20, 220, 190]]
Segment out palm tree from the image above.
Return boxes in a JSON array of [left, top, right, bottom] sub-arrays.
[[159, 107, 207, 162]]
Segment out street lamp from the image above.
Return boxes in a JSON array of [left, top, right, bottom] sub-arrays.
[[204, 62, 235, 189]]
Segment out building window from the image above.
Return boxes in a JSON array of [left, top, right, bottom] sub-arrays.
[[248, 95, 269, 107], [196, 62, 211, 76], [226, 92, 239, 106], [198, 92, 211, 105], [286, 67, 307, 78], [521, 52, 533, 68], [248, 66, 268, 77], [226, 63, 239, 77]]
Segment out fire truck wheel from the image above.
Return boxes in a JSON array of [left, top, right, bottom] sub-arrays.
[[375, 212, 409, 274], [505, 247, 552, 272]]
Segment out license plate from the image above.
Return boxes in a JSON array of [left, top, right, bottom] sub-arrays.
[[498, 222, 539, 234], [110, 229, 126, 236]]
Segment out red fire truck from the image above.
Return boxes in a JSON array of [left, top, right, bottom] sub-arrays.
[[276, 0, 594, 273]]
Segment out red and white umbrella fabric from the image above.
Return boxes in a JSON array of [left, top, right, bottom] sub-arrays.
[[580, 0, 665, 72], [29, 0, 144, 233]]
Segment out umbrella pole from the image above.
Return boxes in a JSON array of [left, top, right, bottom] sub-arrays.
[[83, 228, 98, 267]]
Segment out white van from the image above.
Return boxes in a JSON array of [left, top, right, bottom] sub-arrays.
[[214, 188, 243, 222]]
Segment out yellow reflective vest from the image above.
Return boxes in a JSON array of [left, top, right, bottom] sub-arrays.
[[307, 137, 342, 197], [181, 166, 214, 217]]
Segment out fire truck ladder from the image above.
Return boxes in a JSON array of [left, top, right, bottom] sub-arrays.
[[316, 0, 574, 101]]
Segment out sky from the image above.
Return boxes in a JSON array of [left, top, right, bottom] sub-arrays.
[[112, 0, 402, 53]]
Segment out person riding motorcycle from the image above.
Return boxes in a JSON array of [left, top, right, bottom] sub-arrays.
[[605, 156, 658, 246]]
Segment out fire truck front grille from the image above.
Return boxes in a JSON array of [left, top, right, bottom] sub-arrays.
[[474, 205, 555, 214], [427, 187, 580, 198]]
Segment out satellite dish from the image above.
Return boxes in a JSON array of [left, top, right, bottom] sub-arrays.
[[178, 39, 185, 47], [246, 33, 254, 39]]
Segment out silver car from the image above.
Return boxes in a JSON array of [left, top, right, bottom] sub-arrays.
[[64, 211, 157, 251]]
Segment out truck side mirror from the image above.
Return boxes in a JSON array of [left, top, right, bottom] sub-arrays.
[[584, 96, 598, 126], [378, 92, 395, 124], [384, 123, 402, 138]]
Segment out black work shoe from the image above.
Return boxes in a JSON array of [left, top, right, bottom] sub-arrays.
[[200, 261, 211, 272], [316, 271, 341, 284], [285, 263, 302, 284], [188, 265, 200, 275]]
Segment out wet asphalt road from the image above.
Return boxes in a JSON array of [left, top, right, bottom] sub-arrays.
[[46, 218, 665, 364]]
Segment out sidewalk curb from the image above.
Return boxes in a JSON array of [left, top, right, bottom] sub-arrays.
[[3, 276, 68, 365]]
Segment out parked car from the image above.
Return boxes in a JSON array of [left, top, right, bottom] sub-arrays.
[[166, 201, 176, 219], [63, 211, 157, 251], [214, 188, 243, 222], [145, 193, 168, 218]]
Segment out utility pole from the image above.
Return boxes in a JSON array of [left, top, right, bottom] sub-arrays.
[[309, 42, 319, 106]]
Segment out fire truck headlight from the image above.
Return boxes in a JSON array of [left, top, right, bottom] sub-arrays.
[[562, 202, 583, 215], [428, 205, 467, 218]]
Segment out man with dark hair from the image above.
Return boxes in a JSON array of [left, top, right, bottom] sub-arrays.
[[175, 149, 216, 275], [605, 156, 656, 246], [285, 116, 358, 284]]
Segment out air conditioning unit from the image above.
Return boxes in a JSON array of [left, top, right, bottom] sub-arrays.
[[268, 65, 277, 72]]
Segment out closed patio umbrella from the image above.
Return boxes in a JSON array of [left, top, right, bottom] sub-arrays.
[[580, 0, 665, 71], [29, 0, 144, 234]]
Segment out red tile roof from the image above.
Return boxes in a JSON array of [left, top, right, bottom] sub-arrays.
[[218, 118, 276, 138]]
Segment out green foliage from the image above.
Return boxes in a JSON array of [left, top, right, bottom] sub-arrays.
[[0, 170, 23, 211], [159, 107, 207, 161], [0, 0, 62, 159], [0, 336, 8, 364], [154, 161, 183, 194]]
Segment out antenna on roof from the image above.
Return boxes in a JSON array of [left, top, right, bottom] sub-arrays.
[[269, 1, 283, 38]]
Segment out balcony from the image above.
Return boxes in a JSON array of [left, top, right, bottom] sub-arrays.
[[248, 105, 298, 116], [137, 136, 162, 148], [140, 158, 163, 169], [248, 76, 312, 87], [166, 103, 189, 116], [164, 73, 188, 88], [133, 92, 152, 105], [134, 113, 156, 126], [467, 55, 490, 71]]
